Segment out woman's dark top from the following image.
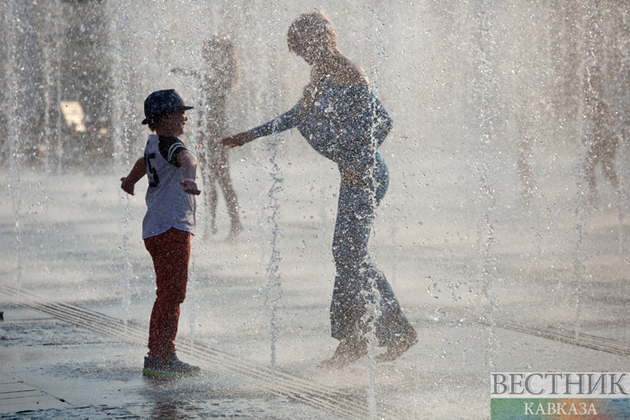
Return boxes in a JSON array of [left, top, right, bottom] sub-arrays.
[[253, 80, 392, 174]]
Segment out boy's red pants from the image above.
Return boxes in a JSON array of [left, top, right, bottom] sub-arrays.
[[144, 227, 191, 361]]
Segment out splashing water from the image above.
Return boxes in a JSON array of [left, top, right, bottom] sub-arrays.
[[361, 5, 391, 418], [470, 0, 500, 369], [261, 9, 285, 375], [570, 0, 601, 343], [5, 3, 630, 419], [6, 0, 24, 296], [109, 0, 136, 328], [264, 130, 285, 375]]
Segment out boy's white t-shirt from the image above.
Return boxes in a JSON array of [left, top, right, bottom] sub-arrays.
[[142, 134, 196, 239]]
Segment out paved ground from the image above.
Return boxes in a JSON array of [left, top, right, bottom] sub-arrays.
[[3, 286, 630, 419], [2, 161, 630, 419], [0, 305, 347, 420]]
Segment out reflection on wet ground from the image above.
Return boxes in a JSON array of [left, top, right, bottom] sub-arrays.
[[0, 302, 413, 419], [0, 315, 341, 420]]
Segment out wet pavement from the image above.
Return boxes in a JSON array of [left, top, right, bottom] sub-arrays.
[[2, 160, 630, 419], [0, 306, 344, 419], [3, 288, 630, 419]]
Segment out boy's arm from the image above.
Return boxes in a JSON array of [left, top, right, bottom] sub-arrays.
[[120, 157, 146, 195], [177, 150, 201, 195]]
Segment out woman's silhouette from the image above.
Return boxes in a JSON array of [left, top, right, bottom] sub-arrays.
[[221, 13, 417, 367]]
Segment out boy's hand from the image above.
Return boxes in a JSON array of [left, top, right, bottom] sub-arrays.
[[120, 177, 135, 195], [181, 179, 201, 195], [121, 157, 147, 195]]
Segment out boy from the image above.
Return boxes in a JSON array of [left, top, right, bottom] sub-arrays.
[[121, 89, 201, 376]]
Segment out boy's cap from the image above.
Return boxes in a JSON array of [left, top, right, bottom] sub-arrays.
[[141, 89, 193, 125]]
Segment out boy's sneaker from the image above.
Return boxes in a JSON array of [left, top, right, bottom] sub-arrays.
[[142, 354, 201, 377]]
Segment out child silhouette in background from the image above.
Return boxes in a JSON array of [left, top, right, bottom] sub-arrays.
[[172, 36, 243, 240]]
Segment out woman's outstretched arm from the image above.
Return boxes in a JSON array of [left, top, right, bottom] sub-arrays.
[[221, 104, 302, 148], [220, 130, 258, 148]]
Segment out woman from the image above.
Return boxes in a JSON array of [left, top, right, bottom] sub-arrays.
[[172, 36, 243, 240], [222, 12, 417, 368]]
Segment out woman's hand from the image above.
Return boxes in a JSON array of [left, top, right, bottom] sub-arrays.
[[220, 131, 256, 148]]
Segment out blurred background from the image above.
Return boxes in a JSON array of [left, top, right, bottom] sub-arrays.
[[2, 0, 629, 177]]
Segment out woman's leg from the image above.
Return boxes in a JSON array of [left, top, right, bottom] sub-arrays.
[[330, 197, 414, 347], [330, 197, 370, 342], [329, 159, 416, 364], [322, 184, 372, 368]]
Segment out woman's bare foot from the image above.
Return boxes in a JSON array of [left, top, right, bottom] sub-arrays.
[[376, 329, 418, 363], [320, 338, 368, 369]]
